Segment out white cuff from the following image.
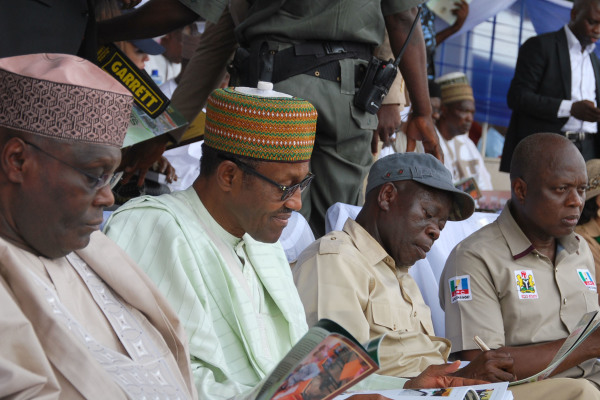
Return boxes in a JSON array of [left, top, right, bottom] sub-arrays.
[[558, 99, 573, 118]]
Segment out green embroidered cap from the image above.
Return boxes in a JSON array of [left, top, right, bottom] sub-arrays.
[[204, 84, 317, 162]]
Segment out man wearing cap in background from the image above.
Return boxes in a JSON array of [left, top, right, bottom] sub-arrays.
[[105, 85, 488, 399], [293, 151, 600, 399], [435, 73, 493, 191], [0, 53, 196, 399], [122, 37, 166, 71], [440, 133, 600, 393]]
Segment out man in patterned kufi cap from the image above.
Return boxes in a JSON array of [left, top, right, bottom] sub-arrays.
[[0, 53, 197, 399], [105, 82, 322, 398], [433, 72, 493, 192]]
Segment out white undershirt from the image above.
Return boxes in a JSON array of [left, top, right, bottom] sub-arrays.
[[558, 25, 598, 133]]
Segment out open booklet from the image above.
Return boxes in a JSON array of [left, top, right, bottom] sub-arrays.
[[509, 310, 600, 386], [123, 103, 188, 148], [253, 319, 381, 400], [334, 382, 511, 400]]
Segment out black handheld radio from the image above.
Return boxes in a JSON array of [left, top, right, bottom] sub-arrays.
[[354, 6, 423, 114]]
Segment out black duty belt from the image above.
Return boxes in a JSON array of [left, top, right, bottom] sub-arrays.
[[232, 40, 373, 86], [272, 41, 372, 83]]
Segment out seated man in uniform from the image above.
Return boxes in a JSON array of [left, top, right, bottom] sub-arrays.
[[293, 151, 600, 399], [105, 85, 487, 400], [0, 53, 196, 399], [440, 132, 600, 391]]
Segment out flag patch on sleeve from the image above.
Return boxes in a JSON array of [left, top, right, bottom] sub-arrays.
[[514, 270, 538, 299], [577, 269, 597, 291], [449, 275, 472, 303]]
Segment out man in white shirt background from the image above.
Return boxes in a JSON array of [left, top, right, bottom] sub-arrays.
[[500, 0, 600, 172]]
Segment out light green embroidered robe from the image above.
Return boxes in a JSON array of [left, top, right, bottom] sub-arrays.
[[104, 188, 308, 399]]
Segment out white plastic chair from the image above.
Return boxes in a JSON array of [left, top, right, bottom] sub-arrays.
[[279, 211, 315, 264]]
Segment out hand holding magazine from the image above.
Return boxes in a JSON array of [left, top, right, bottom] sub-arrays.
[[246, 319, 512, 400], [509, 310, 600, 386], [254, 319, 380, 400]]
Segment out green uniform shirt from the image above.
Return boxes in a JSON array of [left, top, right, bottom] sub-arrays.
[[237, 0, 423, 46]]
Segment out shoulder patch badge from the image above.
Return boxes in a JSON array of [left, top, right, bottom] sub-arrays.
[[514, 270, 538, 299], [577, 269, 597, 292], [449, 275, 472, 303]]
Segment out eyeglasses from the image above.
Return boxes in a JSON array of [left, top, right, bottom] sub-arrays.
[[23, 140, 121, 190], [225, 157, 315, 201]]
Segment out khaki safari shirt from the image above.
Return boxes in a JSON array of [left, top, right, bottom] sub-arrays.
[[440, 203, 600, 385], [293, 219, 450, 378]]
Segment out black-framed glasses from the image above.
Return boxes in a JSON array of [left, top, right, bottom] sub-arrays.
[[22, 140, 121, 190], [224, 156, 315, 201]]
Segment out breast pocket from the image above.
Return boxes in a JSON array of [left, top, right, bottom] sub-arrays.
[[583, 289, 599, 313], [371, 301, 412, 333]]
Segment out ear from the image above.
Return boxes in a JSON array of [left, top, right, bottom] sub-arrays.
[[377, 182, 397, 212], [595, 195, 600, 209], [1, 138, 28, 184], [215, 160, 241, 193], [512, 177, 527, 204]]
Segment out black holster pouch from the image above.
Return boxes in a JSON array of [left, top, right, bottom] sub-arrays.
[[230, 40, 372, 87], [229, 41, 275, 86]]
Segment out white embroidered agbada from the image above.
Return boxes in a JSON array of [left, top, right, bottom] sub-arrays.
[[0, 232, 196, 400], [436, 128, 493, 191]]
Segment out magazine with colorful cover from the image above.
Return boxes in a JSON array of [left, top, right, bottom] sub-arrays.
[[254, 319, 382, 400]]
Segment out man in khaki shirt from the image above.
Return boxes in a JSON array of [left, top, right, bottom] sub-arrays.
[[294, 151, 600, 399], [441, 133, 600, 391], [294, 152, 496, 378]]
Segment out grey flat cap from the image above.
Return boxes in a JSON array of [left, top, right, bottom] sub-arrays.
[[366, 152, 475, 221]]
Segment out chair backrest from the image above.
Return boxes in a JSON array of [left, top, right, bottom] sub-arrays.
[[325, 202, 498, 337], [279, 211, 315, 264]]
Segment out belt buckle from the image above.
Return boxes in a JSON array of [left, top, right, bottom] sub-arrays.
[[565, 131, 586, 142], [324, 42, 345, 55]]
